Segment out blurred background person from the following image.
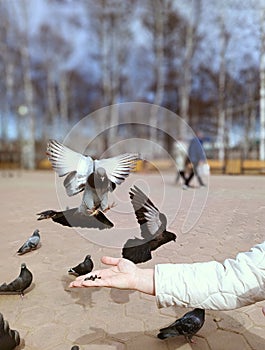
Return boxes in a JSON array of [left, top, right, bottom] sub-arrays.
[[174, 138, 188, 187], [186, 130, 207, 188]]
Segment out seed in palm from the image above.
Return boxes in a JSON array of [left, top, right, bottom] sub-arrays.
[[84, 274, 101, 281]]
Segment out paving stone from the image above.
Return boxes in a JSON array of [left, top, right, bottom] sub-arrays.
[[86, 337, 126, 349], [214, 310, 253, 333], [66, 326, 106, 345], [28, 323, 68, 349], [166, 336, 208, 350], [245, 308, 265, 327], [107, 315, 145, 341], [206, 329, 252, 350], [126, 333, 169, 350], [242, 326, 265, 350]]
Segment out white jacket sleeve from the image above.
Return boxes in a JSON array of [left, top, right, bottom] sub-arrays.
[[155, 241, 265, 310]]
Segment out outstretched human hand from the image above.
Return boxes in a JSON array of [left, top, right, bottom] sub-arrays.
[[69, 256, 155, 295]]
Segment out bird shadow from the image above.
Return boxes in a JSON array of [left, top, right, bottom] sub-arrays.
[[110, 289, 135, 304], [61, 275, 101, 309]]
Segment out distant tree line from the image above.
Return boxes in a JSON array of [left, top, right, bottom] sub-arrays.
[[0, 0, 263, 168]]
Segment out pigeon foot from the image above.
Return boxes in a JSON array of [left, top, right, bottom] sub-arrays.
[[87, 208, 100, 216], [103, 202, 117, 213]]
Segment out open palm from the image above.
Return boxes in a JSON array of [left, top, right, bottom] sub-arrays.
[[70, 256, 138, 290]]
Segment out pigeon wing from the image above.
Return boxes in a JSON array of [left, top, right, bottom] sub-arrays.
[[149, 231, 176, 252], [28, 235, 40, 249], [55, 208, 114, 229], [17, 241, 30, 254], [159, 310, 204, 339], [122, 237, 152, 264], [95, 153, 139, 187], [180, 310, 205, 335], [46, 140, 94, 196], [130, 185, 167, 239]]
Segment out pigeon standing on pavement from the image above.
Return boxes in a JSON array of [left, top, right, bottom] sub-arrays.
[[157, 308, 205, 343], [68, 255, 94, 276], [17, 229, 40, 255], [37, 207, 114, 229], [122, 186, 177, 264], [46, 139, 139, 215], [0, 263, 33, 296], [0, 313, 20, 350]]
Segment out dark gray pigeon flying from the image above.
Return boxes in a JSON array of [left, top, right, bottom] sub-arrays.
[[17, 229, 40, 255], [37, 207, 114, 229], [68, 255, 94, 277], [122, 186, 177, 264], [0, 263, 33, 296], [0, 313, 20, 350], [157, 308, 205, 343], [46, 139, 139, 215]]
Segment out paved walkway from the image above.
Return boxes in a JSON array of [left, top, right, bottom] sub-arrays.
[[0, 171, 265, 350]]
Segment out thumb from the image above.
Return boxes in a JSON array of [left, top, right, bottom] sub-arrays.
[[101, 256, 121, 266]]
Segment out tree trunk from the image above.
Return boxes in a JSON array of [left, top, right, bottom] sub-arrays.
[[178, 0, 200, 139], [59, 70, 69, 137], [20, 45, 35, 169], [217, 15, 229, 162], [149, 0, 165, 152], [99, 0, 112, 153], [260, 9, 265, 160]]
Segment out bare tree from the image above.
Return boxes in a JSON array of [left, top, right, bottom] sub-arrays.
[[178, 0, 201, 139], [18, 2, 36, 169], [260, 8, 265, 160], [0, 2, 18, 147], [217, 13, 229, 162], [149, 0, 165, 148]]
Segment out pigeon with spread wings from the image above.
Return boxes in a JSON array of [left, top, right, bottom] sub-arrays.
[[122, 186, 176, 264], [46, 139, 139, 215]]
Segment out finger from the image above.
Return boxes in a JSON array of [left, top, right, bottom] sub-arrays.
[[101, 256, 121, 266], [75, 270, 101, 281], [69, 280, 85, 288], [81, 279, 106, 288], [69, 278, 105, 288]]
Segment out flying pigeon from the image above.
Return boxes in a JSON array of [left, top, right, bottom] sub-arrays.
[[0, 313, 20, 350], [68, 255, 94, 277], [122, 186, 177, 264], [37, 207, 114, 229], [0, 263, 33, 296], [157, 308, 205, 343], [46, 139, 139, 215], [17, 229, 40, 255]]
